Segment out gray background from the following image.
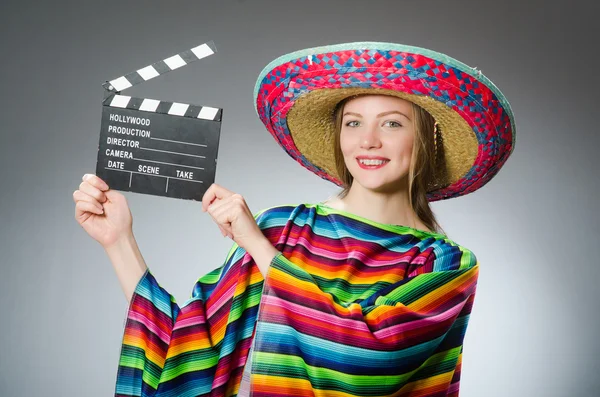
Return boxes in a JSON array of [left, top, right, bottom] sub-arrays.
[[1, 0, 597, 395]]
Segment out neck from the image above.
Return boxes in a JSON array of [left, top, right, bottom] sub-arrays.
[[332, 181, 429, 231]]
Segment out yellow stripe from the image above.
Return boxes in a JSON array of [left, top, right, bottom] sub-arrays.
[[165, 338, 215, 359], [400, 371, 455, 392], [234, 266, 264, 295], [410, 265, 478, 312], [251, 374, 357, 397], [123, 335, 166, 368], [269, 265, 365, 315], [301, 262, 404, 285], [364, 265, 478, 318]]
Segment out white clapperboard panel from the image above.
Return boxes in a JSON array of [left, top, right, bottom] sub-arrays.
[[96, 41, 222, 201]]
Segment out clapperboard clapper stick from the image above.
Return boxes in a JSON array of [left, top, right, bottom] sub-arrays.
[[95, 40, 222, 201]]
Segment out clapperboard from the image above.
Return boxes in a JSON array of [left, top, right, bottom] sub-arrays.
[[95, 41, 221, 201]]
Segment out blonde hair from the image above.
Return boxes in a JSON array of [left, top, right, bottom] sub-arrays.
[[331, 94, 447, 235]]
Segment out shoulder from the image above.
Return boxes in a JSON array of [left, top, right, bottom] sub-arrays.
[[431, 236, 480, 271], [252, 202, 307, 228], [252, 202, 325, 229]]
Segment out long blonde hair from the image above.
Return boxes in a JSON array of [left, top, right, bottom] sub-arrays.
[[331, 94, 447, 235]]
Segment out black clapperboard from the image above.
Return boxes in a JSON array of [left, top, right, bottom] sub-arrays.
[[95, 41, 221, 201]]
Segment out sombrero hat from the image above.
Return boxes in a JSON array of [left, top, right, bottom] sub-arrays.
[[253, 42, 516, 201]]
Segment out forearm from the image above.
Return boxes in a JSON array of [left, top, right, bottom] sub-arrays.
[[104, 232, 149, 304], [246, 238, 281, 279]]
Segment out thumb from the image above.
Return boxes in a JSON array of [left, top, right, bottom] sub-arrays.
[[104, 189, 124, 203]]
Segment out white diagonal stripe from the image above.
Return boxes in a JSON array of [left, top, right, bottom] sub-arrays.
[[198, 106, 219, 120], [137, 65, 160, 80], [190, 43, 214, 59], [163, 54, 186, 70], [109, 76, 132, 91], [168, 102, 189, 116], [139, 98, 160, 112], [110, 95, 131, 108]]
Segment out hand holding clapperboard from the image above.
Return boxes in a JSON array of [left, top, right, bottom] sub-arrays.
[[74, 41, 277, 282]]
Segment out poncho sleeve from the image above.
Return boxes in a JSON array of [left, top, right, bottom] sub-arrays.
[[248, 245, 480, 396], [114, 206, 283, 397]]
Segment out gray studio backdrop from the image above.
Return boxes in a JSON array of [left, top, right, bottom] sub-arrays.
[[1, 0, 597, 396]]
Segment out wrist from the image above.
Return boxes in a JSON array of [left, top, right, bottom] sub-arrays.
[[246, 237, 280, 278], [104, 232, 147, 278], [103, 231, 148, 303], [104, 232, 137, 255]]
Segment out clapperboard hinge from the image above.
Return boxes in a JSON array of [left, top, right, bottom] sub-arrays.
[[101, 40, 222, 122]]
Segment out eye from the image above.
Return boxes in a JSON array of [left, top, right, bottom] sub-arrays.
[[384, 120, 403, 128], [345, 120, 360, 127]]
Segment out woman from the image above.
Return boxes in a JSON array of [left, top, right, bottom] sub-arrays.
[[74, 42, 515, 396]]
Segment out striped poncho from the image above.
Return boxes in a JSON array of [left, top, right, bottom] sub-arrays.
[[114, 203, 479, 396]]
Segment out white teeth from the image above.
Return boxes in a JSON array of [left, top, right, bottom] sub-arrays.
[[358, 159, 389, 165]]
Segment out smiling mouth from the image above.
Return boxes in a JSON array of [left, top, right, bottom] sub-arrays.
[[356, 158, 390, 169]]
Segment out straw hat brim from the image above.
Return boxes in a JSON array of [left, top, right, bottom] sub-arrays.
[[254, 42, 516, 201]]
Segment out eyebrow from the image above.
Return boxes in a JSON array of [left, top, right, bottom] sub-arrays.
[[343, 110, 411, 121]]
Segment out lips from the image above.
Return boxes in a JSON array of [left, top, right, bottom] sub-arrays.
[[356, 156, 390, 161], [356, 158, 390, 170]]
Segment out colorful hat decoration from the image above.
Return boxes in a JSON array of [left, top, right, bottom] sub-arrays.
[[253, 42, 516, 201]]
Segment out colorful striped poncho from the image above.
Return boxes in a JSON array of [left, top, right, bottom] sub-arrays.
[[115, 203, 479, 397]]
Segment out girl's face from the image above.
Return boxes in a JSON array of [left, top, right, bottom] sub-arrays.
[[340, 95, 415, 192]]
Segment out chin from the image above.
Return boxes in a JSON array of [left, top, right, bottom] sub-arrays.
[[350, 169, 407, 192], [353, 175, 397, 192]]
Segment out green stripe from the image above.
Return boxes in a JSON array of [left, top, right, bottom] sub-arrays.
[[252, 351, 416, 395], [161, 351, 219, 381], [119, 345, 163, 389], [376, 269, 467, 305], [409, 347, 462, 381]]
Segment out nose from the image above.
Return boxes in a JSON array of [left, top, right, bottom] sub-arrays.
[[360, 123, 382, 149]]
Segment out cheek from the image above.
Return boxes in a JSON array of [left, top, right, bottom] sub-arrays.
[[339, 133, 354, 157], [403, 137, 415, 156], [388, 135, 414, 163], [399, 134, 415, 153]]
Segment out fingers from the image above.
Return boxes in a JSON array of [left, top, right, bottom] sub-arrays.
[[83, 174, 109, 191], [73, 174, 110, 218], [201, 184, 246, 240], [79, 175, 108, 203], [206, 194, 245, 239], [212, 204, 233, 238], [73, 190, 103, 212], [75, 199, 104, 219], [201, 183, 234, 212], [218, 224, 232, 238], [104, 188, 125, 203]]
